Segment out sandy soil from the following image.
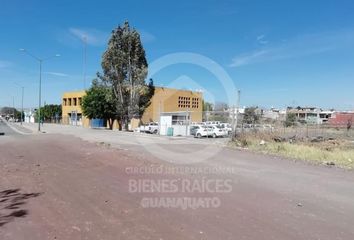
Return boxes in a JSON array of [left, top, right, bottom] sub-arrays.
[[1, 126, 354, 239]]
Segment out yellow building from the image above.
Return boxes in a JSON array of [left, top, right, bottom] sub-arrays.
[[141, 87, 203, 124], [61, 87, 203, 129], [61, 90, 90, 127]]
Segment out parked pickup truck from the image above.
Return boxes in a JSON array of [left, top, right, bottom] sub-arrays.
[[140, 122, 159, 134]]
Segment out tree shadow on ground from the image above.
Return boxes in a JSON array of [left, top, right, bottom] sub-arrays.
[[0, 189, 42, 227]]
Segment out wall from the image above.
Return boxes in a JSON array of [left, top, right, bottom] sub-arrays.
[[62, 87, 203, 129], [61, 90, 90, 128], [141, 87, 203, 124], [329, 112, 354, 127]]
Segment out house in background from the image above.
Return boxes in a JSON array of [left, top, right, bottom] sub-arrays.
[[24, 109, 35, 123], [287, 106, 333, 124], [329, 111, 354, 127]]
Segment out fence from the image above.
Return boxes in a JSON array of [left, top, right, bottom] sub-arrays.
[[233, 123, 354, 141]]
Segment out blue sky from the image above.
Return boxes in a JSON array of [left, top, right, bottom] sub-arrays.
[[1, 0, 354, 110]]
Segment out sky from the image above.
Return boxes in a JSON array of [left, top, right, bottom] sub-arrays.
[[0, 0, 354, 110]]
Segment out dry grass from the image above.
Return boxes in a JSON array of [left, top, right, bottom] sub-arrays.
[[230, 132, 354, 169]]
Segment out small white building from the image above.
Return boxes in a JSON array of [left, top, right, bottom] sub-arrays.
[[159, 111, 191, 136], [24, 109, 35, 123]]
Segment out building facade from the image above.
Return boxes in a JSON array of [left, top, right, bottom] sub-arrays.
[[62, 90, 90, 127], [61, 87, 203, 129], [141, 87, 203, 124], [287, 107, 333, 124], [328, 112, 354, 127]]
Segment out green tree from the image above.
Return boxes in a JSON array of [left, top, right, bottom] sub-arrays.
[[15, 111, 24, 122], [138, 78, 155, 118], [202, 101, 213, 122], [101, 21, 152, 130], [243, 107, 260, 124], [39, 104, 62, 121], [0, 107, 19, 120], [81, 79, 116, 129], [202, 101, 213, 112], [284, 112, 297, 127]]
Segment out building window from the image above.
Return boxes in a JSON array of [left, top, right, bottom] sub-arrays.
[[78, 97, 82, 106], [177, 96, 192, 108], [63, 98, 67, 106], [192, 97, 199, 108], [68, 98, 72, 106], [73, 98, 77, 106]]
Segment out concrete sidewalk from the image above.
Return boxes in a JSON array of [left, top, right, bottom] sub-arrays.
[[15, 123, 228, 145], [13, 122, 229, 164]]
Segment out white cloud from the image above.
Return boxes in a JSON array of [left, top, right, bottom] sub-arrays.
[[229, 50, 269, 67], [69, 27, 108, 46], [230, 29, 354, 68], [44, 72, 69, 77]]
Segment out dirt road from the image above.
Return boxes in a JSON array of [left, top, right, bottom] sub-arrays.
[[1, 131, 354, 239]]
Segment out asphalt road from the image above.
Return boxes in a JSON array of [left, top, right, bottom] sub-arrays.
[[1, 132, 354, 240], [0, 120, 20, 137]]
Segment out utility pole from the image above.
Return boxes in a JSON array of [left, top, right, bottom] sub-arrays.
[[20, 86, 24, 125], [233, 90, 241, 136], [231, 104, 235, 132], [12, 96, 15, 121], [39, 60, 42, 130]]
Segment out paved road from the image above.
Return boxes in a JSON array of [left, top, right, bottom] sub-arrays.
[[0, 120, 20, 137], [1, 128, 354, 239]]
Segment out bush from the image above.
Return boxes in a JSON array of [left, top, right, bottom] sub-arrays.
[[284, 113, 296, 127]]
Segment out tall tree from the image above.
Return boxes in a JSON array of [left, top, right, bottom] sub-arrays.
[[81, 79, 116, 129], [138, 78, 155, 117], [39, 104, 62, 121], [202, 101, 213, 112], [243, 107, 260, 124], [101, 21, 151, 129]]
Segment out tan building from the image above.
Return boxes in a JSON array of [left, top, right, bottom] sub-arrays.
[[62, 90, 90, 127], [141, 87, 203, 124], [61, 87, 203, 129]]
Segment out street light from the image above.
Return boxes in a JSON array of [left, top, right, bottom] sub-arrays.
[[19, 49, 60, 131], [14, 83, 24, 125]]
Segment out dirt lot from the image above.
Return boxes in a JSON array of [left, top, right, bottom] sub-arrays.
[[1, 125, 354, 239]]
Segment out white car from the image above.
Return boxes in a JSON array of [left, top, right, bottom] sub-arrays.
[[140, 122, 159, 134], [195, 126, 213, 138], [210, 125, 228, 138], [205, 121, 221, 126], [219, 123, 232, 134]]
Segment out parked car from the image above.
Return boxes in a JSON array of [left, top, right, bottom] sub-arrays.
[[140, 122, 159, 134], [205, 121, 221, 126], [191, 122, 205, 126], [219, 123, 232, 134], [210, 125, 228, 138], [195, 126, 213, 138], [190, 125, 201, 136]]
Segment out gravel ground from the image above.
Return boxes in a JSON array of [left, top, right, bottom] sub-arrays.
[[1, 123, 354, 239]]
